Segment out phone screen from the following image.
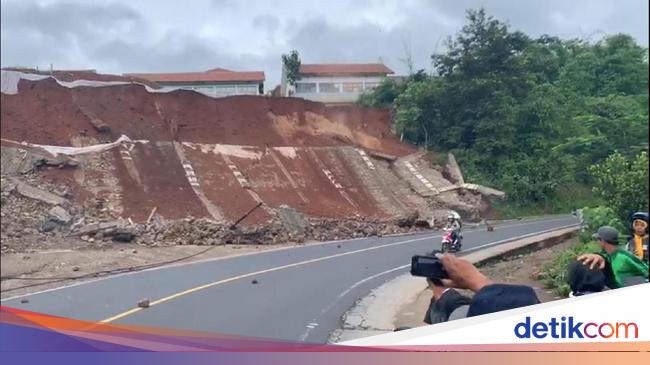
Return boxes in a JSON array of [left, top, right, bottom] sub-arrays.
[[411, 255, 447, 278]]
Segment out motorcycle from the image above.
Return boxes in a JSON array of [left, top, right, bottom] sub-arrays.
[[441, 229, 462, 253]]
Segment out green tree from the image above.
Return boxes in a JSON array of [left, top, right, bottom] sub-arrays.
[[590, 151, 649, 221], [353, 8, 649, 213], [282, 50, 302, 92], [558, 34, 649, 97], [357, 78, 406, 108]]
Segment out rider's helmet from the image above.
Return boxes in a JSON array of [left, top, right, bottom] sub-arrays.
[[630, 212, 649, 234]]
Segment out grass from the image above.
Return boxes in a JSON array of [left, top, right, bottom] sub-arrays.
[[541, 240, 601, 297]]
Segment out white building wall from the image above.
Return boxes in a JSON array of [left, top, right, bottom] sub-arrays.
[[158, 83, 260, 98], [289, 75, 385, 103]]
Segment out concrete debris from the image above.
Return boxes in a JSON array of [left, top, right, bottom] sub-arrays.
[[1, 178, 17, 193], [70, 217, 85, 231], [367, 150, 397, 162], [39, 220, 59, 233], [124, 215, 431, 248], [445, 153, 465, 185], [33, 156, 80, 169], [277, 205, 308, 235], [15, 180, 66, 205], [72, 221, 122, 237], [112, 230, 135, 243], [461, 183, 505, 198], [396, 211, 419, 228], [48, 206, 72, 224], [137, 299, 150, 308]]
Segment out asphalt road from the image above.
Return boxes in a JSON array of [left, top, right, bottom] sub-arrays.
[[1, 216, 579, 343]]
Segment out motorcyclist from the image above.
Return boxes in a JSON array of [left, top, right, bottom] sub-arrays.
[[444, 213, 462, 251], [627, 212, 649, 262]]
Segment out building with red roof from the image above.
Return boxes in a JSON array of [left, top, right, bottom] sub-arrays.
[[125, 68, 265, 97], [281, 63, 394, 103]]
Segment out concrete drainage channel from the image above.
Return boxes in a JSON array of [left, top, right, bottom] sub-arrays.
[[328, 224, 580, 343]]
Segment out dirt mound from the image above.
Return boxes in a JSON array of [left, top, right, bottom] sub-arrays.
[[1, 78, 413, 157]]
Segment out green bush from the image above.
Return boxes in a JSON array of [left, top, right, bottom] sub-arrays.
[[542, 240, 600, 297], [578, 206, 625, 243], [542, 205, 624, 296], [590, 151, 649, 222]]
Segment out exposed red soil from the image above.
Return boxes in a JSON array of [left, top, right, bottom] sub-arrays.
[[117, 142, 210, 221], [182, 145, 272, 225], [1, 78, 414, 157], [229, 148, 311, 215], [1, 75, 421, 224]]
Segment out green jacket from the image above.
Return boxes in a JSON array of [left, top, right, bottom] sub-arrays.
[[599, 248, 649, 288]]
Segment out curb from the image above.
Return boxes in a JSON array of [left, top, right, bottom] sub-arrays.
[[331, 225, 579, 343], [463, 225, 579, 266], [459, 224, 579, 260]]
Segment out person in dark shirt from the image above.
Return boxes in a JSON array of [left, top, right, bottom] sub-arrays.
[[422, 277, 471, 325], [435, 254, 541, 319]]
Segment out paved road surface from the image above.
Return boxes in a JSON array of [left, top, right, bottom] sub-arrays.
[[1, 216, 579, 343]]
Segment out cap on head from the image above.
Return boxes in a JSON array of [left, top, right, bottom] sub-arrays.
[[592, 226, 620, 245], [630, 211, 649, 223]]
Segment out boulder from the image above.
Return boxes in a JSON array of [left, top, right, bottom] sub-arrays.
[[49, 206, 72, 224]]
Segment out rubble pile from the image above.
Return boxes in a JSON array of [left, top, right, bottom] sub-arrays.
[[0, 71, 502, 254], [130, 213, 433, 248], [1, 173, 434, 253]]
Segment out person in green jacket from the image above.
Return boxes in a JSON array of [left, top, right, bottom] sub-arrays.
[[578, 226, 649, 288]]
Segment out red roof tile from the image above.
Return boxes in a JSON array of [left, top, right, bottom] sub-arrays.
[[125, 70, 265, 83], [205, 67, 233, 72], [299, 63, 394, 76]]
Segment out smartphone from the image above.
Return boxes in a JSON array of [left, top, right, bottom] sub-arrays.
[[410, 255, 449, 279]]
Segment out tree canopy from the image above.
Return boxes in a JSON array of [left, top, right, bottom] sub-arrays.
[[360, 9, 649, 214]]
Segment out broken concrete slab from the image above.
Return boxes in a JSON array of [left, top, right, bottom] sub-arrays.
[[33, 156, 80, 169], [48, 206, 72, 224], [277, 205, 308, 234], [14, 180, 66, 205], [72, 220, 122, 236], [461, 183, 505, 198], [367, 150, 397, 162], [445, 153, 465, 185]]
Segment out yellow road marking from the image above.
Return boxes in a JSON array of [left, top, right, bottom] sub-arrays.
[[100, 234, 437, 323], [99, 217, 574, 323]]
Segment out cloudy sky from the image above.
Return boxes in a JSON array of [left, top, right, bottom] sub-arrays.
[[1, 0, 648, 86]]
